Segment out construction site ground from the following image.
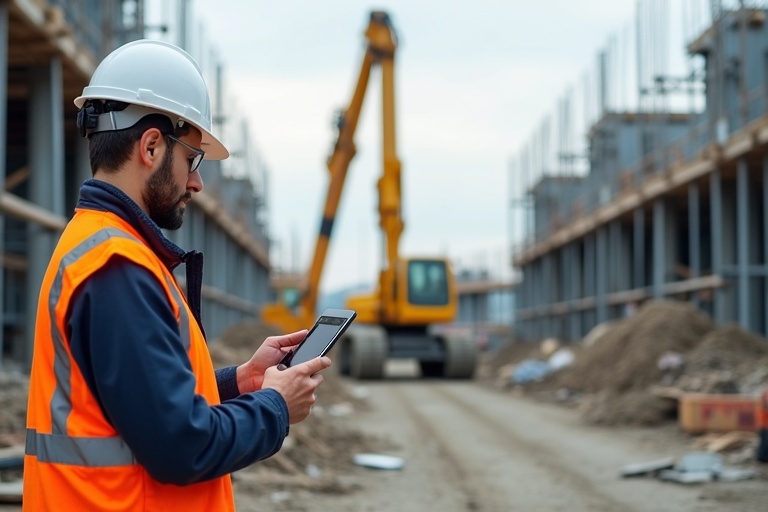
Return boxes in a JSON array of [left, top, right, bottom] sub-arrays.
[[1, 299, 767, 510]]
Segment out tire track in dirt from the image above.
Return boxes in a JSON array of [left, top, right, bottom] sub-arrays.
[[389, 384, 485, 511], [394, 381, 633, 512], [427, 382, 630, 511]]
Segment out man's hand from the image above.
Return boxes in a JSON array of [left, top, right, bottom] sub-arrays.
[[236, 330, 308, 393], [262, 356, 332, 424]]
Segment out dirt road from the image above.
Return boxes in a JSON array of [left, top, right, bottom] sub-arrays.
[[238, 361, 767, 512]]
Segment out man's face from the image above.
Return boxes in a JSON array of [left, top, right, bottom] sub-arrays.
[[142, 131, 203, 230]]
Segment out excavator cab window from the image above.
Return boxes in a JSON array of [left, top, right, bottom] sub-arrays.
[[407, 260, 449, 306], [281, 287, 301, 310]]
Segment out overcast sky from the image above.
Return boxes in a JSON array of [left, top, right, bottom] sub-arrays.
[[147, 0, 702, 293]]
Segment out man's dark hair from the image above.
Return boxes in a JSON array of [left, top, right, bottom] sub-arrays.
[[84, 100, 191, 175]]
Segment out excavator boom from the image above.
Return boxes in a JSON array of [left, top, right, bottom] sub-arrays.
[[261, 11, 477, 380], [262, 12, 396, 332]]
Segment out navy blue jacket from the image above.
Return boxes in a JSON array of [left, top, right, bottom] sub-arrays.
[[66, 179, 289, 485]]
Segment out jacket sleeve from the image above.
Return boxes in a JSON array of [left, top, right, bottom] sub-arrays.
[[215, 366, 240, 401], [67, 256, 289, 485]]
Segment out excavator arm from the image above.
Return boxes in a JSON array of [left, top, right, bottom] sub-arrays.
[[261, 12, 398, 332]]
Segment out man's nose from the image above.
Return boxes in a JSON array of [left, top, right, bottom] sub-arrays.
[[187, 170, 203, 193]]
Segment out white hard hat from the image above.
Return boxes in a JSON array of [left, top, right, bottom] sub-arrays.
[[75, 39, 228, 160]]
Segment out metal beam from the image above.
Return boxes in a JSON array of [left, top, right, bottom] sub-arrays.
[[688, 182, 701, 308], [736, 158, 749, 328], [710, 169, 724, 322]]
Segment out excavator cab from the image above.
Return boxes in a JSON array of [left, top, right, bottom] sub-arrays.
[[341, 257, 476, 380], [348, 258, 456, 325], [407, 259, 450, 306]]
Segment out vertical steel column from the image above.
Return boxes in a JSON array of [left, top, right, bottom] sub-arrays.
[[197, 214, 209, 328], [652, 199, 665, 299], [526, 263, 534, 341], [633, 207, 645, 289], [543, 254, 552, 338], [534, 260, 542, 341], [525, 263, 534, 341], [613, 221, 630, 292], [561, 244, 572, 341], [688, 182, 701, 308], [596, 227, 607, 324], [212, 227, 225, 337], [736, 158, 749, 328], [26, 58, 65, 367], [710, 169, 725, 323], [0, 0, 8, 365], [584, 233, 595, 329], [609, 220, 622, 298], [764, 155, 768, 335], [570, 242, 581, 340]]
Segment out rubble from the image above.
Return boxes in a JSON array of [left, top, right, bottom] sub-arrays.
[[487, 300, 768, 428]]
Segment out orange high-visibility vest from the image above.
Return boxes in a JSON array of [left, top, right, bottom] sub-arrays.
[[23, 208, 235, 511]]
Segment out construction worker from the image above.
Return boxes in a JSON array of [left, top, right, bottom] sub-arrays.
[[23, 39, 331, 511]]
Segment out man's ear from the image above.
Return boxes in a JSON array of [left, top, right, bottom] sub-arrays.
[[138, 128, 165, 169]]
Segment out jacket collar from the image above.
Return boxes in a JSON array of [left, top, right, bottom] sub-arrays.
[[76, 179, 191, 271]]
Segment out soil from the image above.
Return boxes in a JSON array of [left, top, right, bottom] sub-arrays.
[[496, 300, 768, 427]]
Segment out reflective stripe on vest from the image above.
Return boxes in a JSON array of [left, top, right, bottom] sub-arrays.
[[31, 227, 191, 467]]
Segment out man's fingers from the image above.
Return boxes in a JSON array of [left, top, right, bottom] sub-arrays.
[[298, 356, 332, 375], [268, 329, 308, 348]]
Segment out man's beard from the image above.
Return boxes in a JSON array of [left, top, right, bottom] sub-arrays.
[[142, 150, 191, 230]]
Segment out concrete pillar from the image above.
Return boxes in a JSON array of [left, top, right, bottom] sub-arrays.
[[688, 182, 701, 308], [25, 58, 65, 367], [721, 179, 737, 322], [652, 199, 665, 299], [736, 158, 749, 328], [607, 222, 616, 295], [570, 242, 582, 341], [710, 169, 725, 323], [561, 244, 572, 341], [0, 1, 8, 365], [764, 156, 768, 335], [584, 232, 595, 329], [596, 227, 607, 324], [633, 207, 645, 290]]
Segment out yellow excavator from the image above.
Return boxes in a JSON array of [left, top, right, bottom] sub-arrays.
[[261, 11, 477, 379]]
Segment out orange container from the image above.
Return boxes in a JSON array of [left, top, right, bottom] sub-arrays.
[[678, 393, 760, 434], [760, 388, 768, 429]]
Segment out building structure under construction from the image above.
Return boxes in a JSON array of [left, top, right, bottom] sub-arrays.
[[512, 2, 768, 342], [0, 0, 272, 367]]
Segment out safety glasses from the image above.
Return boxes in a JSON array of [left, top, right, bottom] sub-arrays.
[[166, 134, 205, 173]]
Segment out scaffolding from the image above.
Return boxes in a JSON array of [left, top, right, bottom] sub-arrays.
[[511, 0, 768, 342]]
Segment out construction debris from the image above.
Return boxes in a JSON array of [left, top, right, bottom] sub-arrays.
[[623, 451, 757, 485], [657, 452, 756, 484], [352, 453, 405, 470], [619, 457, 675, 477], [488, 300, 768, 428]]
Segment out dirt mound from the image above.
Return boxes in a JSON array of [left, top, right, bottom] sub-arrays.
[[485, 300, 768, 427], [554, 300, 716, 394], [674, 323, 768, 394]]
